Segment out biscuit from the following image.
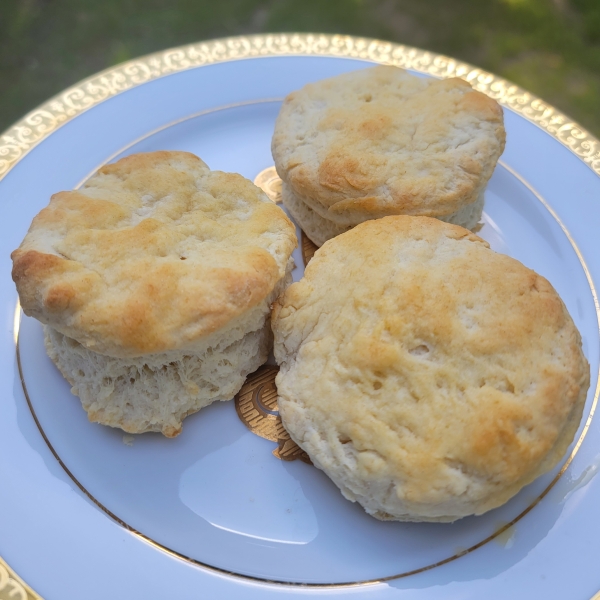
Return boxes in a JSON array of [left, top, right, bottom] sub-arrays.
[[272, 66, 505, 244], [272, 216, 589, 521], [13, 151, 297, 436]]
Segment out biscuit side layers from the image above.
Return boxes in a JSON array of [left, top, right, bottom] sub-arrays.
[[281, 180, 484, 247], [272, 216, 589, 522], [43, 261, 293, 437]]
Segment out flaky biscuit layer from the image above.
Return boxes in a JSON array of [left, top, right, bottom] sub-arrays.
[[281, 180, 485, 247]]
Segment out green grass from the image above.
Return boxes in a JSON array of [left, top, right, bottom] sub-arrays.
[[2, 0, 600, 136]]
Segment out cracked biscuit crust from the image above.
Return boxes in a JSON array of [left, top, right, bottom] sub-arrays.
[[272, 66, 505, 226], [12, 151, 297, 358], [272, 216, 589, 521]]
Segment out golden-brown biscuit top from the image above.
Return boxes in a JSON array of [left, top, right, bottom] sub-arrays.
[[12, 151, 297, 357], [272, 217, 589, 518], [272, 67, 506, 224]]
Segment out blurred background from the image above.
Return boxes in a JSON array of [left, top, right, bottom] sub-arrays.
[[2, 0, 599, 136]]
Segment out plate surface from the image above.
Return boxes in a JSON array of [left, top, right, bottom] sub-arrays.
[[2, 34, 600, 599]]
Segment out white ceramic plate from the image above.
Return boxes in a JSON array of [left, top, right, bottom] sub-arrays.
[[1, 34, 600, 600]]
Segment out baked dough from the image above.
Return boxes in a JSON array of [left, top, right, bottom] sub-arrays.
[[272, 216, 589, 521], [13, 151, 297, 436], [272, 66, 505, 244]]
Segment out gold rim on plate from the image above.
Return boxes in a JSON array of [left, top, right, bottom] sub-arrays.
[[0, 556, 44, 600], [2, 33, 600, 182]]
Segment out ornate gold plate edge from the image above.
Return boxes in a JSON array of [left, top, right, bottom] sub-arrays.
[[1, 33, 599, 183], [0, 556, 43, 600]]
